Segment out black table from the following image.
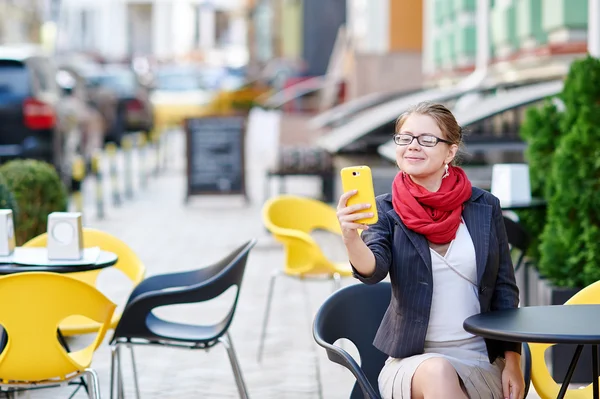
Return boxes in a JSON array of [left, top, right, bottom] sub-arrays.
[[500, 197, 547, 211], [464, 305, 600, 399], [0, 250, 118, 274]]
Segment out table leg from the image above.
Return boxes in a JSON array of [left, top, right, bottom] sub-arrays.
[[593, 345, 599, 399], [557, 345, 584, 399], [57, 329, 89, 395]]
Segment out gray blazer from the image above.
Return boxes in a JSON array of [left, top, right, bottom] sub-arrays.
[[353, 187, 520, 363]]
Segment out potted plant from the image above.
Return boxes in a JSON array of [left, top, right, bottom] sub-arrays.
[[0, 159, 68, 245]]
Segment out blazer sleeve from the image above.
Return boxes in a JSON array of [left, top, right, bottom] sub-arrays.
[[351, 198, 393, 285], [490, 196, 522, 355]]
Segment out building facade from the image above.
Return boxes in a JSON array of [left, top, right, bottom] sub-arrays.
[[346, 0, 424, 97], [424, 0, 590, 86], [0, 0, 46, 45], [57, 0, 248, 66]]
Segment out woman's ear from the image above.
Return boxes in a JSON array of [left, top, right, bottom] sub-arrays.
[[446, 144, 458, 165]]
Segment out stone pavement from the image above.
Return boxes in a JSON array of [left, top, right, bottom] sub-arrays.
[[22, 128, 542, 398]]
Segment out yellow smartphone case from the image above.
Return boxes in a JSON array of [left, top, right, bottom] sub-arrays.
[[340, 165, 379, 225]]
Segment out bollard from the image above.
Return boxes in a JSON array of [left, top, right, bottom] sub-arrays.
[[138, 133, 148, 189], [150, 129, 161, 176], [71, 155, 86, 215], [105, 142, 121, 206], [91, 152, 104, 220], [121, 135, 134, 199]]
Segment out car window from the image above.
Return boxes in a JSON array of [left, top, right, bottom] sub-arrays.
[[0, 61, 30, 97], [155, 71, 206, 91], [93, 71, 138, 94]]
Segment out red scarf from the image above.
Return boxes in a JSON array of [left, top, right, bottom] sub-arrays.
[[392, 166, 472, 244]]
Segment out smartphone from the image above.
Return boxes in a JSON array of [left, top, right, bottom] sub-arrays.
[[340, 165, 378, 225]]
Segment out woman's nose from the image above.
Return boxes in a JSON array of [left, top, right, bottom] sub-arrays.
[[407, 138, 421, 150]]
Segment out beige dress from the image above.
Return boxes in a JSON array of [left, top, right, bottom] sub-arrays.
[[378, 221, 505, 398]]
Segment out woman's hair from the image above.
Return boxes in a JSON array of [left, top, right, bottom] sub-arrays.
[[395, 102, 463, 145], [394, 101, 464, 164]]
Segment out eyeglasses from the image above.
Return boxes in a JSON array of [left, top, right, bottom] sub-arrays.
[[393, 133, 453, 147]]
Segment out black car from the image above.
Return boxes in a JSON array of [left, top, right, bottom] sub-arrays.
[[0, 46, 65, 174]]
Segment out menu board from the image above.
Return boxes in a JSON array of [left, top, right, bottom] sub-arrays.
[[184, 116, 247, 201]]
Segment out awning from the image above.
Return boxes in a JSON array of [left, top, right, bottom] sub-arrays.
[[377, 79, 564, 162], [308, 88, 421, 130], [315, 85, 480, 153]]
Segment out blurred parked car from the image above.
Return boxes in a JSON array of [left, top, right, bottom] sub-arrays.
[[0, 45, 86, 182], [84, 65, 154, 143], [150, 65, 215, 129]]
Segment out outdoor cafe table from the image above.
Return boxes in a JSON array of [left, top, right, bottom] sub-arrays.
[[500, 197, 547, 211], [0, 247, 118, 274], [464, 305, 600, 399]]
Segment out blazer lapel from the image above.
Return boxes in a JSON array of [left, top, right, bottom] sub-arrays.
[[462, 201, 492, 286], [387, 210, 432, 271]]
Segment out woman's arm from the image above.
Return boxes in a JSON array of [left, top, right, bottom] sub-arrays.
[[349, 199, 393, 284]]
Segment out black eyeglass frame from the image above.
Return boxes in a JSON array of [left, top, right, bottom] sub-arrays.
[[393, 133, 453, 147]]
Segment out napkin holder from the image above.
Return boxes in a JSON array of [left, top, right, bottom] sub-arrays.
[[0, 209, 16, 256], [47, 212, 84, 260]]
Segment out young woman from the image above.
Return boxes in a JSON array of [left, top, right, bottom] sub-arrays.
[[336, 102, 524, 399]]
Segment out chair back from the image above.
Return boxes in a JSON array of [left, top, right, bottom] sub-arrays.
[[313, 282, 391, 399], [502, 216, 530, 271], [24, 229, 146, 287], [0, 272, 115, 382], [262, 195, 341, 275], [115, 239, 256, 341], [529, 280, 600, 399]]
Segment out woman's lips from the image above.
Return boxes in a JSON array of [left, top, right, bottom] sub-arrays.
[[405, 157, 424, 161]]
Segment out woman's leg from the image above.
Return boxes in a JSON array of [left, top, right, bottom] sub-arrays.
[[411, 358, 468, 399]]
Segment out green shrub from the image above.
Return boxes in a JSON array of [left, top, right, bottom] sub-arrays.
[[516, 100, 563, 261], [0, 160, 68, 245], [535, 55, 600, 288], [0, 176, 18, 218]]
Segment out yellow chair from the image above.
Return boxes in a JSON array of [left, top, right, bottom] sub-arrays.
[[258, 194, 353, 361], [0, 272, 116, 398], [23, 228, 146, 336], [529, 280, 600, 398]]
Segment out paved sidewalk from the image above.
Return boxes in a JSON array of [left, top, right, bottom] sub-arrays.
[[25, 130, 355, 399], [22, 129, 541, 399]]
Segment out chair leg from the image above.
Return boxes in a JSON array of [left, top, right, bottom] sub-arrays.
[[83, 368, 101, 399], [332, 273, 341, 293], [219, 332, 250, 399], [110, 344, 126, 399], [128, 344, 141, 399], [110, 344, 119, 399], [257, 269, 280, 363]]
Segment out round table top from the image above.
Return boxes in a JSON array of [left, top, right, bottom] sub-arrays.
[[464, 305, 600, 344], [500, 197, 547, 211], [0, 250, 118, 274]]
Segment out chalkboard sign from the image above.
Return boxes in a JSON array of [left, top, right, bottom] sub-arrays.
[[184, 115, 247, 201]]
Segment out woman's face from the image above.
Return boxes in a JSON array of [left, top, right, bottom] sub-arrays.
[[395, 113, 458, 180]]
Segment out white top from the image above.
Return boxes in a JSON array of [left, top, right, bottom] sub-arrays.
[[425, 219, 483, 342]]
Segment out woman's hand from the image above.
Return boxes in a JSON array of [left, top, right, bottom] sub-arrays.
[[502, 352, 525, 399], [336, 190, 373, 243]]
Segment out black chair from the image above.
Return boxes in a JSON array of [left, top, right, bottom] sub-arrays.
[[313, 282, 391, 399], [109, 239, 257, 399], [502, 216, 531, 272], [313, 282, 532, 399]]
